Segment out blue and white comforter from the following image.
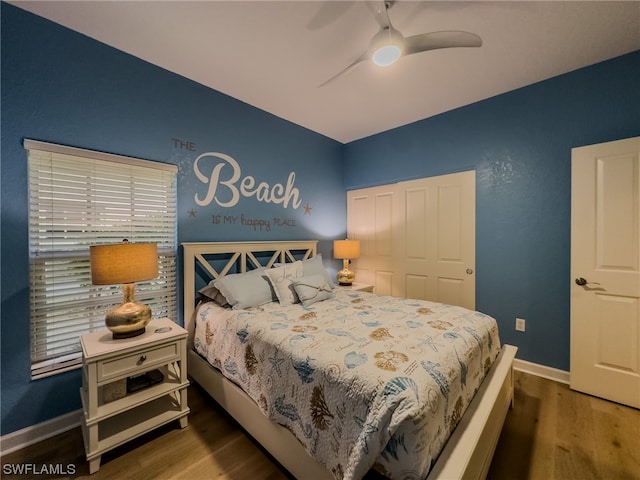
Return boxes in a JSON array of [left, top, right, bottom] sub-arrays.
[[194, 290, 501, 480]]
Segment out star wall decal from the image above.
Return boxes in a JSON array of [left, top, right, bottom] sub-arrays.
[[188, 209, 196, 217], [304, 203, 312, 215]]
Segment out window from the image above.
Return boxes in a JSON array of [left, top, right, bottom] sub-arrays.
[[26, 140, 177, 379]]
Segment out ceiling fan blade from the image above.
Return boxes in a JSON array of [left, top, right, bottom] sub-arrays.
[[404, 31, 482, 55], [318, 52, 370, 88]]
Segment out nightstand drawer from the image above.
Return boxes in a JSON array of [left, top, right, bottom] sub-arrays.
[[97, 342, 179, 382]]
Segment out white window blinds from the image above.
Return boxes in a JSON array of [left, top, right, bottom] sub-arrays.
[[26, 140, 178, 379]]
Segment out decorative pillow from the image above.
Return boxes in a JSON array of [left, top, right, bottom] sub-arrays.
[[198, 282, 229, 307], [265, 261, 303, 305], [293, 274, 335, 307], [302, 254, 334, 289], [213, 267, 275, 310]]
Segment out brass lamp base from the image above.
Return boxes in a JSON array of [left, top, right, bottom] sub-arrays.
[[112, 328, 146, 339], [337, 263, 355, 286], [106, 284, 152, 339]]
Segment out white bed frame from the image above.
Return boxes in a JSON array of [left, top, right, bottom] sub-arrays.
[[183, 241, 517, 480]]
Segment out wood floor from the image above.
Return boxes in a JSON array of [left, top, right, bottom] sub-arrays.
[[2, 371, 638, 479]]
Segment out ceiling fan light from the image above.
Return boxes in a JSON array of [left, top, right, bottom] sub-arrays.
[[372, 45, 401, 66], [369, 26, 404, 67]]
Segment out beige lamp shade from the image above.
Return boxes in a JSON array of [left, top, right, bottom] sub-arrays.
[[90, 242, 158, 285], [333, 240, 361, 260]]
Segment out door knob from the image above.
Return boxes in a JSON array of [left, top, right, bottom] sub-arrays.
[[575, 277, 600, 287]]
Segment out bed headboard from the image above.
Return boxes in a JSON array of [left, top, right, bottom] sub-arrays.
[[182, 240, 318, 337]]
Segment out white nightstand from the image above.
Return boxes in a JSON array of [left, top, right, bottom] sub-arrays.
[[336, 282, 374, 293], [80, 318, 190, 473]]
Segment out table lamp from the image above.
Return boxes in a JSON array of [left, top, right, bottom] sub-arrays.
[[90, 240, 158, 339], [334, 239, 361, 286]]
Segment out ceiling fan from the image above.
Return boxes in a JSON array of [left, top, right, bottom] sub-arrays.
[[319, 0, 482, 87]]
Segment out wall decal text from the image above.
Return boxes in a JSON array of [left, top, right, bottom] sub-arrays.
[[194, 152, 301, 209], [172, 138, 196, 151], [211, 213, 297, 232]]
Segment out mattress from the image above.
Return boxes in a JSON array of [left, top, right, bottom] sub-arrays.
[[194, 289, 501, 480]]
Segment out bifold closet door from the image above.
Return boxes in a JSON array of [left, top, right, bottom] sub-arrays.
[[347, 170, 475, 309]]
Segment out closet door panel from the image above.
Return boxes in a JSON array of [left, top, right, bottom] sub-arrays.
[[405, 274, 433, 301], [437, 277, 466, 307], [347, 185, 399, 293], [402, 181, 433, 300], [433, 173, 475, 309], [348, 193, 374, 285]]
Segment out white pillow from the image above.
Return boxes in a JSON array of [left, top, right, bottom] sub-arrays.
[[213, 267, 274, 310], [265, 261, 303, 305], [302, 254, 334, 289]]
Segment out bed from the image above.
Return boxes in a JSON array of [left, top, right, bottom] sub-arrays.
[[183, 240, 517, 480]]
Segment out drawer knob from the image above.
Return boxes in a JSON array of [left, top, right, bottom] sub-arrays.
[[138, 355, 147, 364]]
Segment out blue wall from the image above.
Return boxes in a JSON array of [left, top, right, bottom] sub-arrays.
[[2, 2, 639, 437], [1, 3, 343, 435], [343, 50, 640, 371]]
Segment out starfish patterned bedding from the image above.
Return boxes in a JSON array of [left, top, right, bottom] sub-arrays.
[[194, 289, 501, 480]]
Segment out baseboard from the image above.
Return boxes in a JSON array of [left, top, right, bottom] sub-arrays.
[[0, 409, 82, 456], [513, 358, 570, 385]]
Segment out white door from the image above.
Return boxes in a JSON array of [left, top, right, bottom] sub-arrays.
[[398, 172, 476, 309], [570, 137, 640, 408], [347, 171, 475, 309], [347, 183, 400, 296]]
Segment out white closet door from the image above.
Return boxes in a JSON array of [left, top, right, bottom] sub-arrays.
[[347, 184, 399, 296], [347, 170, 476, 309]]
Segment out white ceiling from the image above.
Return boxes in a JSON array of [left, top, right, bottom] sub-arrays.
[[10, 1, 640, 143]]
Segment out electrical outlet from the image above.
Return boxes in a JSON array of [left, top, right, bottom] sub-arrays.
[[515, 318, 526, 332]]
